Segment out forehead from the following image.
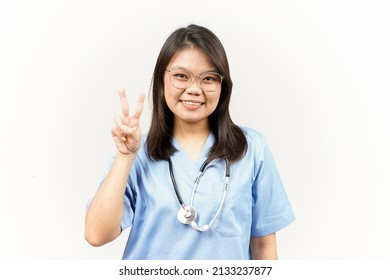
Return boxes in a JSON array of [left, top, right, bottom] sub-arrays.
[[167, 47, 215, 72]]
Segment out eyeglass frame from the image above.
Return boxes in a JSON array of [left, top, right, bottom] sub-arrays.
[[165, 67, 224, 92]]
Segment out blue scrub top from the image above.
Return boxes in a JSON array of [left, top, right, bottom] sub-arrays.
[[93, 127, 295, 259]]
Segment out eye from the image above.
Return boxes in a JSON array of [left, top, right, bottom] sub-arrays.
[[202, 73, 220, 83], [175, 73, 188, 80], [172, 71, 190, 81]]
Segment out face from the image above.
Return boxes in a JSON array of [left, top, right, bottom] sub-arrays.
[[164, 47, 222, 128]]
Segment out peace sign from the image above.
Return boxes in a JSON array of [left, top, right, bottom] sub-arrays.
[[111, 88, 145, 156]]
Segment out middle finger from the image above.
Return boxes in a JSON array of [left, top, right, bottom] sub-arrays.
[[118, 88, 129, 118]]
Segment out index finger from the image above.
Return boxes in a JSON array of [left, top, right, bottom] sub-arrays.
[[118, 88, 129, 118]]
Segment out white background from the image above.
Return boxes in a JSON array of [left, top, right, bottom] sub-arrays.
[[0, 0, 389, 260]]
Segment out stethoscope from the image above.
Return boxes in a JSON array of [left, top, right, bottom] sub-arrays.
[[168, 157, 230, 232]]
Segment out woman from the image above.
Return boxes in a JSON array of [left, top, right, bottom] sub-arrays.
[[85, 24, 295, 259]]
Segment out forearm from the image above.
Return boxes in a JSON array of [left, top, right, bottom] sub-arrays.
[[85, 153, 136, 246], [250, 233, 278, 260]]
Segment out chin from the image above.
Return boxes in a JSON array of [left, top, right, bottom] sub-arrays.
[[176, 114, 208, 125]]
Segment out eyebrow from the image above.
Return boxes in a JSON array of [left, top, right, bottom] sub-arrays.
[[170, 66, 219, 74]]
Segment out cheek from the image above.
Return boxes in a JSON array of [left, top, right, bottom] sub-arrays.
[[164, 88, 178, 105], [210, 93, 221, 108], [164, 88, 180, 113], [163, 79, 173, 103]]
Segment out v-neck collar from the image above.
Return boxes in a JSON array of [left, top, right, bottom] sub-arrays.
[[172, 132, 215, 171]]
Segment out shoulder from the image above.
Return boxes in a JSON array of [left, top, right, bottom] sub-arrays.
[[239, 126, 266, 145], [141, 133, 149, 144], [135, 133, 151, 160], [238, 126, 270, 162]]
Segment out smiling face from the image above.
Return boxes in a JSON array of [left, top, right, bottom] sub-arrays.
[[164, 47, 222, 130]]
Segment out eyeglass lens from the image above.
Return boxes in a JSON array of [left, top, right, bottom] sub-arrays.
[[168, 68, 222, 92]]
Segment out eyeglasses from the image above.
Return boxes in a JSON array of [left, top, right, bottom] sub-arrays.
[[166, 67, 224, 92]]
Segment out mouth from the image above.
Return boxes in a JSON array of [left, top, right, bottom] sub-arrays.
[[180, 100, 204, 106]]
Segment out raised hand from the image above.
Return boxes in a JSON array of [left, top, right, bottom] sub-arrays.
[[111, 88, 145, 156]]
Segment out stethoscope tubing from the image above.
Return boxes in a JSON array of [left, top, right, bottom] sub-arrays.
[[168, 157, 230, 232], [168, 158, 185, 208]]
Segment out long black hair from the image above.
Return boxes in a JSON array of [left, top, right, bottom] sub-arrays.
[[147, 24, 247, 163]]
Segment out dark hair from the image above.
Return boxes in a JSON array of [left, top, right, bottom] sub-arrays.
[[147, 24, 247, 163]]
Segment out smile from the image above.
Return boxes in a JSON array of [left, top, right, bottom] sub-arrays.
[[181, 100, 204, 106]]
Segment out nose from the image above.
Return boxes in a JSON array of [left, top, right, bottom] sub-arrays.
[[185, 76, 203, 95]]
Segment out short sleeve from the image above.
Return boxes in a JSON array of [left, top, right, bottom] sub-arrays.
[[251, 141, 295, 237], [120, 181, 135, 230]]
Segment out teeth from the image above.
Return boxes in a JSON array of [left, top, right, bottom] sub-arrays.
[[182, 101, 202, 106]]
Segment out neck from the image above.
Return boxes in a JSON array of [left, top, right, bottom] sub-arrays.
[[173, 119, 211, 162], [173, 119, 210, 141]]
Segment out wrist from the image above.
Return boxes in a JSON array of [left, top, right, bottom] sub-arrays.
[[116, 151, 137, 160]]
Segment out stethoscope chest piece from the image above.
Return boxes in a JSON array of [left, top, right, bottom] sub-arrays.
[[169, 157, 230, 232], [177, 205, 197, 224]]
